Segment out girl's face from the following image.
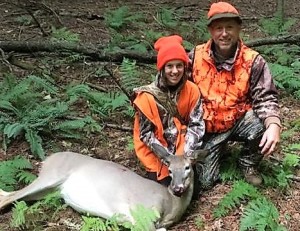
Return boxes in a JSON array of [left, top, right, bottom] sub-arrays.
[[164, 60, 185, 86]]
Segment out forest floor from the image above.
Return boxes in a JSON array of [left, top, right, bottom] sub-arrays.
[[0, 0, 299, 230]]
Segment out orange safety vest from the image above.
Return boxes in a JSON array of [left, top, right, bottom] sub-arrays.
[[192, 40, 258, 133], [133, 81, 200, 180]]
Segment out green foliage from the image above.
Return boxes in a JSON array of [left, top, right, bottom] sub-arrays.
[[127, 204, 160, 231], [81, 216, 107, 231], [0, 74, 101, 159], [87, 90, 133, 118], [120, 58, 142, 93], [50, 26, 80, 43], [106, 29, 149, 53], [104, 6, 143, 30], [15, 15, 33, 26], [0, 156, 35, 191], [259, 11, 296, 36], [10, 201, 28, 228], [156, 8, 178, 29], [10, 191, 65, 229], [213, 180, 260, 218], [261, 150, 299, 190], [269, 62, 300, 99], [81, 205, 159, 231], [219, 146, 243, 182], [194, 216, 205, 230], [240, 197, 287, 231]]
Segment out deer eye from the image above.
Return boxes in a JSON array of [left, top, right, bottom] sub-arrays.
[[185, 166, 190, 171]]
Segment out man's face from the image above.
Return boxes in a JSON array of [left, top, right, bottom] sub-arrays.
[[208, 18, 241, 56]]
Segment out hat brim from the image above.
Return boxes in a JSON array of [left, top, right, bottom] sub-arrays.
[[207, 13, 242, 26]]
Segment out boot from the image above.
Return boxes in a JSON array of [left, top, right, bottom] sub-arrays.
[[241, 166, 262, 186]]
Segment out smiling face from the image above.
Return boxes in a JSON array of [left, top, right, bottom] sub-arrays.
[[163, 60, 185, 86], [208, 18, 241, 58]]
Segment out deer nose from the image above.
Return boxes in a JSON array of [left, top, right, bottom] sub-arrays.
[[172, 184, 185, 197]]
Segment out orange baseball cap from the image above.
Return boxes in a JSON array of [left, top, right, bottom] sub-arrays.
[[207, 2, 242, 26]]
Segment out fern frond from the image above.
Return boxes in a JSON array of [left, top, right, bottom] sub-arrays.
[[16, 170, 37, 184], [81, 216, 107, 231], [129, 204, 160, 231], [213, 180, 260, 218], [157, 8, 178, 28], [240, 197, 287, 231], [26, 75, 58, 94], [282, 152, 299, 168], [3, 123, 24, 138], [11, 201, 29, 228], [24, 128, 45, 160], [104, 6, 143, 30], [0, 155, 33, 191], [50, 26, 80, 43], [120, 58, 141, 93]]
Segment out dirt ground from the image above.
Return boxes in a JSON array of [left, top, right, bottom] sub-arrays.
[[0, 0, 299, 231]]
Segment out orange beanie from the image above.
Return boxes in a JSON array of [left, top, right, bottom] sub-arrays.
[[207, 2, 242, 26], [154, 35, 189, 70]]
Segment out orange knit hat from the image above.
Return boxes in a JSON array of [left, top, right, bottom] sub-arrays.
[[154, 35, 189, 70], [207, 2, 242, 26]]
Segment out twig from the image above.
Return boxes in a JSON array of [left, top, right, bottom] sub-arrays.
[[0, 48, 12, 71], [290, 175, 300, 182], [104, 64, 131, 100], [86, 82, 107, 92], [104, 123, 132, 132], [20, 2, 49, 37], [39, 2, 63, 27]]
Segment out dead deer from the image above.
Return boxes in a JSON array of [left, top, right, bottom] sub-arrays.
[[0, 144, 207, 231]]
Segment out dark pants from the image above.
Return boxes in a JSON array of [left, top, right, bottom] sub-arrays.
[[146, 172, 171, 187], [195, 110, 265, 190]]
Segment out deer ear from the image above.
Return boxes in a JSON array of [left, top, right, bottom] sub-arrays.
[[151, 143, 170, 164]]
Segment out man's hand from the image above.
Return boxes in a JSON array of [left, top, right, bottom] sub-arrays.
[[259, 123, 281, 156]]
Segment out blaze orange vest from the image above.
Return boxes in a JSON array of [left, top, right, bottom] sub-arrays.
[[193, 40, 258, 133], [133, 81, 200, 180]]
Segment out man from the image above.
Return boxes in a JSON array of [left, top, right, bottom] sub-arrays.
[[190, 2, 281, 190], [132, 35, 205, 186]]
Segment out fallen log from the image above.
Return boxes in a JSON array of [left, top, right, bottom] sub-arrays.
[[0, 33, 299, 64]]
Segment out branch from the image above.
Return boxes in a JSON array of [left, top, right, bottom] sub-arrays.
[[104, 65, 132, 100], [0, 40, 156, 63], [104, 123, 132, 132], [0, 33, 299, 65], [245, 34, 300, 47]]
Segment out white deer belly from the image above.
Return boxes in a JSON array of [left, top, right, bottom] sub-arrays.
[[59, 171, 131, 220]]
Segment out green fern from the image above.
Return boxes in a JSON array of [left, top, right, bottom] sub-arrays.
[[10, 191, 65, 229], [259, 11, 296, 36], [219, 146, 243, 182], [120, 58, 143, 93], [0, 156, 34, 191], [25, 128, 45, 159], [104, 6, 143, 30], [81, 216, 107, 231], [129, 204, 160, 231], [156, 8, 178, 28], [86, 90, 133, 118], [213, 180, 260, 218], [10, 201, 28, 228], [261, 150, 299, 189], [269, 63, 300, 98], [54, 116, 102, 138], [240, 197, 287, 231], [50, 26, 80, 43]]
